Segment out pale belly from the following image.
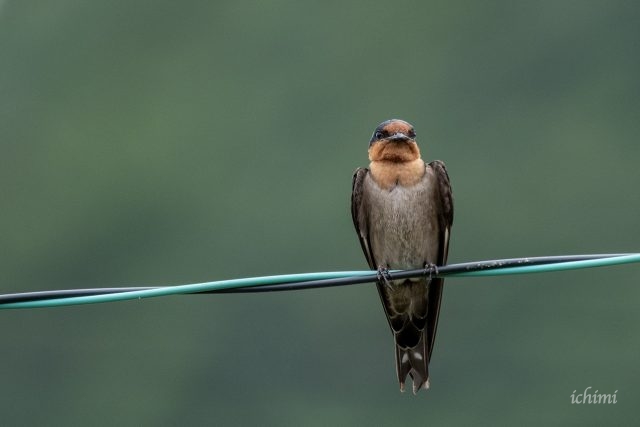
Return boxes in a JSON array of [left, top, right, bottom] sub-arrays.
[[364, 175, 440, 270]]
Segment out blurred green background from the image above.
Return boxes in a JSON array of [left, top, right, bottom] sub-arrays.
[[2, 0, 639, 425]]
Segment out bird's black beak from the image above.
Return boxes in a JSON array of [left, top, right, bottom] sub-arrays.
[[388, 132, 411, 143]]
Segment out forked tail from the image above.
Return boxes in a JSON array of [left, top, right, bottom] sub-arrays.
[[395, 331, 430, 394]]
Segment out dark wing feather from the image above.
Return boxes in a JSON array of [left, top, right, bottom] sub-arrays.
[[352, 168, 401, 338], [351, 168, 377, 270], [425, 160, 454, 360]]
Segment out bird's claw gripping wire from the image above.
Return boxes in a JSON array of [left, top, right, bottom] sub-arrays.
[[423, 263, 439, 281], [377, 266, 393, 287]]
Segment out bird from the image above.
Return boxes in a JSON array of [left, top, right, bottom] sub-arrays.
[[351, 119, 453, 394]]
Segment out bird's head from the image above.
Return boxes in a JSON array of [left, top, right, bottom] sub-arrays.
[[368, 119, 421, 163]]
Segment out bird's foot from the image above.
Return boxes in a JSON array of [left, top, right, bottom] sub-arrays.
[[423, 263, 439, 281], [376, 266, 393, 287]]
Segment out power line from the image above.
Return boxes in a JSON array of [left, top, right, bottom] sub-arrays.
[[0, 253, 638, 310]]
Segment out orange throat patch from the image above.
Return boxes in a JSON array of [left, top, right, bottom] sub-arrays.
[[369, 158, 425, 190], [368, 140, 425, 190]]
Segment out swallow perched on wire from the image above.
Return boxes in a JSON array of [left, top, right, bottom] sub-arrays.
[[351, 119, 453, 394]]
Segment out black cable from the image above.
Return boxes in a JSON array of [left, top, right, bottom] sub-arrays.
[[0, 253, 629, 304], [210, 253, 628, 293]]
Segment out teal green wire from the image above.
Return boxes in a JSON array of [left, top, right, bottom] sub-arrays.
[[0, 271, 370, 309], [449, 253, 640, 277], [1, 254, 639, 310]]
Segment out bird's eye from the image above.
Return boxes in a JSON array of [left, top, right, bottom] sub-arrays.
[[374, 131, 384, 140], [408, 129, 416, 138]]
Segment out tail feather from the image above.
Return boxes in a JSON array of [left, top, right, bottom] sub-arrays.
[[395, 331, 430, 394]]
